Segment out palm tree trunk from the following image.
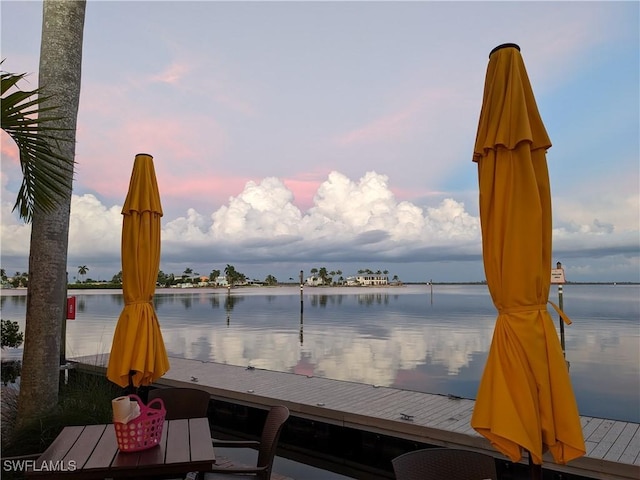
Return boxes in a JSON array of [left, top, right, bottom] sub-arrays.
[[18, 0, 86, 425]]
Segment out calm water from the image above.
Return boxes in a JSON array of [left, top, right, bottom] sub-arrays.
[[1, 284, 638, 423]]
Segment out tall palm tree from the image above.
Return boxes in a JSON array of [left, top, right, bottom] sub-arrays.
[[77, 265, 88, 283], [18, 0, 86, 426], [224, 264, 237, 287], [209, 269, 221, 283], [318, 267, 329, 285]]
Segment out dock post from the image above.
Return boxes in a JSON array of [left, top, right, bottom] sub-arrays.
[[299, 270, 304, 314], [559, 283, 565, 357]]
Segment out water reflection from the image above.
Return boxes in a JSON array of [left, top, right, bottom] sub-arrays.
[[299, 308, 304, 346], [1, 360, 21, 385], [1, 285, 637, 422], [356, 293, 390, 306]]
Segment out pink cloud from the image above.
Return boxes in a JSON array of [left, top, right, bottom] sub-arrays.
[[149, 62, 190, 85], [75, 113, 228, 200], [1, 132, 19, 164], [161, 174, 251, 202], [336, 108, 414, 146], [281, 169, 334, 210], [335, 87, 456, 147], [282, 178, 321, 210]]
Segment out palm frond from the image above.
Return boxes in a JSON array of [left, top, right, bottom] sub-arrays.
[[1, 66, 74, 223]]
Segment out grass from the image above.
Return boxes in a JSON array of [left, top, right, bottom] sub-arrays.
[[1, 370, 121, 460]]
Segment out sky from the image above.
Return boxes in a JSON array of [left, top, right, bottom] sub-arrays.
[[1, 1, 639, 284]]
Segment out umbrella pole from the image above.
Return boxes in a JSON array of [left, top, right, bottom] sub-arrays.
[[124, 370, 137, 396], [528, 451, 543, 480]]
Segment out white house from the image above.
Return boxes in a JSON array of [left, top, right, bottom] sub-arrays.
[[354, 274, 388, 286], [304, 276, 323, 286]]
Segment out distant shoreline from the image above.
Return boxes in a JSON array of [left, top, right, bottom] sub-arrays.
[[1, 281, 638, 295]]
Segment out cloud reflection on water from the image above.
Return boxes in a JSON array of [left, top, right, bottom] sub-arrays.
[[1, 285, 638, 422]]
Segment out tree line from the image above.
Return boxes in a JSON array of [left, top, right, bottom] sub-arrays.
[[305, 267, 400, 285], [2, 265, 401, 289]]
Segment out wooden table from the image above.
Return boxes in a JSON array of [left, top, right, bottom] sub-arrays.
[[26, 417, 215, 479]]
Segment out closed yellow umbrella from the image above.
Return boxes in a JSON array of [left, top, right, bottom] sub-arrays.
[[470, 44, 585, 468], [107, 153, 170, 388]]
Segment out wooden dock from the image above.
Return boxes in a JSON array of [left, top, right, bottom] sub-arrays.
[[73, 354, 639, 480]]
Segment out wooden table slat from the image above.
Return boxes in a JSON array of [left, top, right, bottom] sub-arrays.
[[35, 426, 84, 467], [110, 447, 140, 468], [62, 425, 107, 469], [189, 418, 215, 462], [137, 420, 169, 467], [165, 419, 190, 464], [83, 425, 118, 470]]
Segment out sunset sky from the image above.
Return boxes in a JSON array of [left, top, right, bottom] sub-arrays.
[[1, 1, 638, 283]]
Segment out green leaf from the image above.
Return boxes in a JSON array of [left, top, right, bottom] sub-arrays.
[[1, 63, 74, 223]]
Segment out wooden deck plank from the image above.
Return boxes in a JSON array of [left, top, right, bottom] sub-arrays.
[[361, 390, 434, 421], [416, 396, 464, 423], [605, 423, 639, 462], [71, 354, 640, 480], [586, 419, 616, 444], [618, 425, 640, 465], [302, 381, 370, 407], [335, 386, 397, 411], [582, 417, 605, 440], [590, 421, 626, 459], [342, 389, 418, 417], [585, 441, 599, 456], [431, 402, 475, 430], [368, 389, 437, 417]]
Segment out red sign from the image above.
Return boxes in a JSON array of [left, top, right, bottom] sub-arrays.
[[66, 296, 76, 320]]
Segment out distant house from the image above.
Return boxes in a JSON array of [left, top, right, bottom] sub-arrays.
[[304, 276, 323, 286], [353, 274, 388, 286], [213, 277, 229, 287]]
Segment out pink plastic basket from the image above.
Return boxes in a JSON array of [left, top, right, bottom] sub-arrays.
[[114, 394, 166, 452]]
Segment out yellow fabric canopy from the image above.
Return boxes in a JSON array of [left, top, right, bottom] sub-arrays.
[[470, 44, 585, 466], [107, 153, 170, 388]]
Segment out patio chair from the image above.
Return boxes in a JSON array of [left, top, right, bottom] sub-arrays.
[[392, 447, 498, 480], [147, 387, 211, 420], [206, 405, 290, 480]]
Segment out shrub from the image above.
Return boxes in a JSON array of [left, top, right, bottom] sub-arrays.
[[1, 320, 24, 349]]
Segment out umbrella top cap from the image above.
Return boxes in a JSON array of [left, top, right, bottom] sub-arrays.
[[489, 43, 521, 58]]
